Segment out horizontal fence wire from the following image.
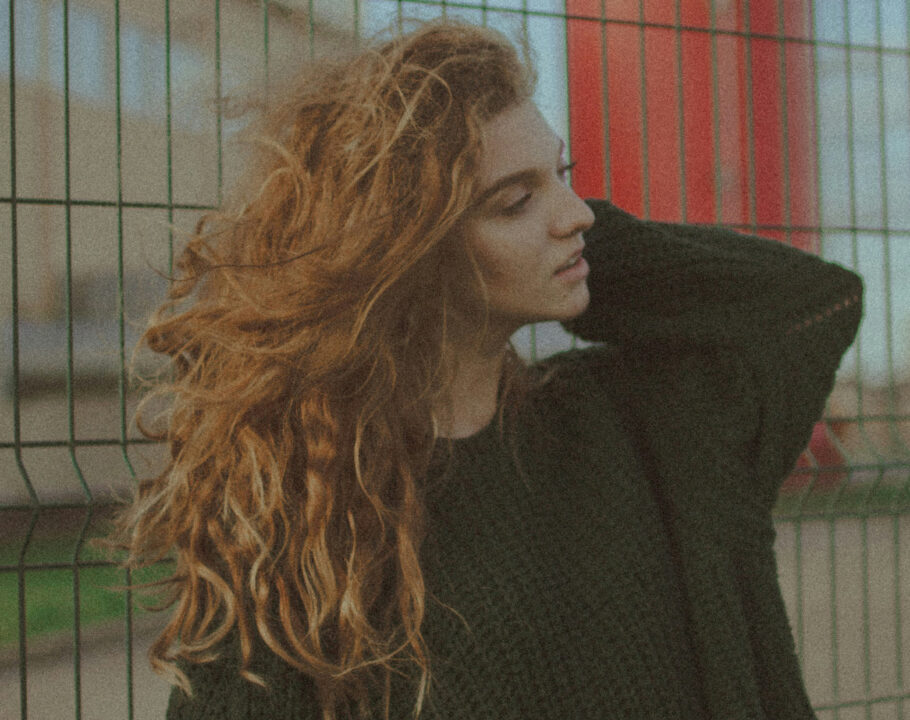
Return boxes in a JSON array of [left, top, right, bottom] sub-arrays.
[[1, 0, 909, 718]]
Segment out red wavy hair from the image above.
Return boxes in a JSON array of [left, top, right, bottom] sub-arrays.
[[108, 18, 535, 720]]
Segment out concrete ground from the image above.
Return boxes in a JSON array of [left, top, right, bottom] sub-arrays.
[[0, 615, 171, 720], [773, 514, 910, 720]]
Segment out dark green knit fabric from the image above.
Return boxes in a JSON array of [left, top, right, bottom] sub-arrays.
[[166, 200, 863, 719]]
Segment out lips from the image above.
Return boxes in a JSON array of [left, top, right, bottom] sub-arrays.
[[555, 248, 584, 274]]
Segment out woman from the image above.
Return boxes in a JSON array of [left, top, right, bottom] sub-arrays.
[[111, 19, 863, 720]]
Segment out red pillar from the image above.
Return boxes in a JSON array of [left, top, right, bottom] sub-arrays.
[[566, 0, 839, 489], [566, 0, 817, 248]]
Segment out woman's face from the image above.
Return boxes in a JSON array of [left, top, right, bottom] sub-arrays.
[[463, 100, 595, 338]]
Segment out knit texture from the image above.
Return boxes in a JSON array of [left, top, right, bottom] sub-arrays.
[[166, 199, 863, 720]]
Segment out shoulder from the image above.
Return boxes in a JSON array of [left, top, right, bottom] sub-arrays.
[[531, 341, 761, 485]]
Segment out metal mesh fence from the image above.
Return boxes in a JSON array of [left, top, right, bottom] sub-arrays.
[[1, 1, 908, 718]]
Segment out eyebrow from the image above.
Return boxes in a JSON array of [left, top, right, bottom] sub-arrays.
[[473, 138, 566, 208]]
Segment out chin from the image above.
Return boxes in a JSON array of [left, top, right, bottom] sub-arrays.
[[540, 302, 590, 325], [560, 286, 591, 320]]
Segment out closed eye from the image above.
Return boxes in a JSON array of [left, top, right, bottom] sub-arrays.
[[501, 193, 532, 216], [499, 161, 577, 216]]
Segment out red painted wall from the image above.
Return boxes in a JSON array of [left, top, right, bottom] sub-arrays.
[[566, 0, 841, 488], [566, 0, 818, 248]]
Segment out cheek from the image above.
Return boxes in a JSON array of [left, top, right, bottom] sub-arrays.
[[469, 227, 537, 285], [475, 251, 514, 284]]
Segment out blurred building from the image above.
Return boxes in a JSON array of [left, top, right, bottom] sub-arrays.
[[0, 0, 361, 504]]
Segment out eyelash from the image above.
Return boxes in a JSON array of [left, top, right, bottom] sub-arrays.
[[501, 160, 578, 216], [558, 160, 578, 182]]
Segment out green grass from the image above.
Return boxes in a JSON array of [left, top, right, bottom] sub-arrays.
[[0, 528, 172, 647], [774, 472, 910, 519]]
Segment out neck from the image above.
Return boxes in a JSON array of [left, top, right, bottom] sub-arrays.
[[436, 325, 513, 440]]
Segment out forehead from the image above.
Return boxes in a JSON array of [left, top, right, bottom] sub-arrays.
[[477, 101, 561, 180]]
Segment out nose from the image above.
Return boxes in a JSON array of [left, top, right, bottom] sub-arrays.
[[551, 184, 595, 240]]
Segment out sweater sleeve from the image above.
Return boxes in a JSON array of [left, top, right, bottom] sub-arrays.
[[562, 199, 863, 511]]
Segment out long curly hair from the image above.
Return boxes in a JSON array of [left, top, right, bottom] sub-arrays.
[[108, 18, 536, 720]]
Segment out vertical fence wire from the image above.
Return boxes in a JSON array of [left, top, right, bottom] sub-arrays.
[[834, 4, 857, 706], [111, 2, 135, 717], [773, 0, 802, 681], [636, 2, 649, 219], [899, 10, 910, 718], [308, 0, 315, 58], [5, 4, 41, 720], [165, 0, 174, 274], [263, 0, 270, 102], [599, 0, 611, 205], [862, 7, 885, 713], [215, 0, 223, 206], [674, 1, 688, 225], [775, 0, 792, 248], [59, 3, 91, 717], [742, 0, 758, 232], [708, 1, 723, 225], [802, 0, 824, 683]]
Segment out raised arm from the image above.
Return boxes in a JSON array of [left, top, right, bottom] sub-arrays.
[[565, 200, 862, 351], [563, 199, 863, 511]]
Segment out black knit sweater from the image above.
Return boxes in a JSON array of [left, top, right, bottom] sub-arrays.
[[167, 199, 863, 719]]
